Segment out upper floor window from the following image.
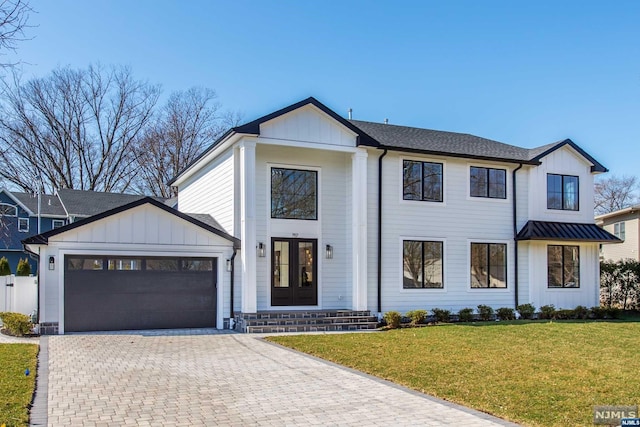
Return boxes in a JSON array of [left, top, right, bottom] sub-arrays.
[[402, 240, 443, 288], [614, 222, 625, 240], [52, 219, 65, 229], [547, 174, 579, 211], [470, 167, 506, 199], [548, 245, 580, 288], [0, 203, 17, 216], [470, 242, 507, 288], [271, 168, 317, 220], [18, 218, 29, 232], [403, 160, 443, 202]]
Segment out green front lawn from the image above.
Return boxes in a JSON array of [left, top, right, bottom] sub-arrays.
[[268, 321, 640, 427], [0, 344, 38, 426]]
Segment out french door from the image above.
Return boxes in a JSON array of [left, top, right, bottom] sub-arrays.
[[271, 238, 317, 306]]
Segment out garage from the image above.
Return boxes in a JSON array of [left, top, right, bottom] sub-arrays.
[[23, 197, 240, 334], [64, 255, 217, 332]]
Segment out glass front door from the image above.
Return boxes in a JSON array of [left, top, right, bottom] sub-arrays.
[[271, 238, 317, 306]]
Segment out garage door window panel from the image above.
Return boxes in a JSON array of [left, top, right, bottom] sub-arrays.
[[108, 258, 142, 271], [181, 259, 213, 271], [67, 257, 104, 270], [146, 258, 180, 271]]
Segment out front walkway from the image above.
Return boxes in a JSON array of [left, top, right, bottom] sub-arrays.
[[33, 331, 519, 426]]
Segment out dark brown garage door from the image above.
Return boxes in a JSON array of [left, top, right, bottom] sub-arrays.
[[64, 255, 216, 332]]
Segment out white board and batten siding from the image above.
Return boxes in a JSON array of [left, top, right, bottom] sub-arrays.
[[527, 145, 596, 224], [260, 104, 357, 148], [372, 152, 520, 313], [35, 203, 234, 330], [254, 144, 354, 311], [178, 148, 235, 235], [526, 241, 600, 308]]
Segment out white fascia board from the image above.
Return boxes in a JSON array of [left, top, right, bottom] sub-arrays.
[[171, 132, 247, 187], [0, 188, 35, 214], [255, 136, 358, 153]]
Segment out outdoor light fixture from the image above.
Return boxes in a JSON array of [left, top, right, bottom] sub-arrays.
[[226, 259, 232, 272], [258, 242, 266, 257], [48, 256, 55, 270], [325, 244, 333, 259]]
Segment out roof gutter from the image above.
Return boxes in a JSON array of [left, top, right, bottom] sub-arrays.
[[377, 148, 388, 315], [512, 163, 523, 308]]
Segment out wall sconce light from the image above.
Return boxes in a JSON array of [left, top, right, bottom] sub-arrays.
[[226, 259, 232, 272], [258, 242, 266, 257], [48, 256, 55, 270], [325, 244, 333, 259]]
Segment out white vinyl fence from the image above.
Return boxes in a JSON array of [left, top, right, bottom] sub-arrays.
[[0, 275, 37, 317]]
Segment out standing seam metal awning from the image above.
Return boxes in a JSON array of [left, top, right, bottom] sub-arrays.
[[516, 220, 622, 243]]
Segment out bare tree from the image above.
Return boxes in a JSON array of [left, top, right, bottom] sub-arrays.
[[594, 175, 640, 215], [0, 64, 160, 193], [134, 87, 241, 197], [0, 0, 32, 67]]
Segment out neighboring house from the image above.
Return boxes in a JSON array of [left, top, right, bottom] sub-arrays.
[[596, 205, 640, 261], [24, 96, 621, 334], [0, 189, 68, 273], [0, 188, 167, 273]]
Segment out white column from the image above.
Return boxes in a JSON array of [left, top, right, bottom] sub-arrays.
[[239, 141, 257, 313], [351, 149, 368, 311]]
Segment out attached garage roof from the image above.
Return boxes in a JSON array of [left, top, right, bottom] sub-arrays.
[[516, 220, 621, 243], [22, 197, 240, 248]]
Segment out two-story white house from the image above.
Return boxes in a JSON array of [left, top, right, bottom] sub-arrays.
[[24, 97, 620, 334], [170, 97, 619, 330]]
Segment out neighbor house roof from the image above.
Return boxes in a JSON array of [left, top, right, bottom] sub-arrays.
[[169, 96, 608, 184], [22, 197, 240, 247], [56, 188, 166, 218], [516, 220, 621, 243], [594, 204, 640, 222], [11, 192, 67, 217]]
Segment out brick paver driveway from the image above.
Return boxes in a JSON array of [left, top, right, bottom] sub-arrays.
[[38, 332, 519, 426]]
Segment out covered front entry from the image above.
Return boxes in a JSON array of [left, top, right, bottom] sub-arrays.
[[271, 238, 317, 306], [64, 255, 217, 332]]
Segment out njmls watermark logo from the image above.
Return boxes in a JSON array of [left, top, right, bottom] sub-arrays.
[[593, 405, 638, 425]]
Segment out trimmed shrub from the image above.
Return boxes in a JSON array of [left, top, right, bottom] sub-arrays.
[[590, 306, 606, 319], [16, 258, 31, 276], [0, 256, 10, 276], [457, 308, 474, 322], [405, 309, 427, 325], [383, 311, 402, 329], [431, 308, 451, 323], [0, 312, 33, 336], [516, 303, 536, 319], [555, 309, 574, 320], [605, 306, 622, 319], [496, 307, 515, 321], [477, 304, 494, 321], [572, 305, 589, 320], [539, 304, 556, 320]]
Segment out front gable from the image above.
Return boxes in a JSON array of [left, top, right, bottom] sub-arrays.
[[537, 144, 595, 176], [260, 104, 358, 147], [49, 203, 232, 247]]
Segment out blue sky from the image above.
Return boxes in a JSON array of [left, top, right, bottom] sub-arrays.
[[6, 1, 639, 177]]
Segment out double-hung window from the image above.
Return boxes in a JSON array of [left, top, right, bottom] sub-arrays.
[[402, 240, 443, 288], [271, 168, 317, 220], [613, 222, 625, 240], [18, 218, 29, 232], [547, 245, 580, 288], [403, 160, 443, 202], [470, 243, 507, 288], [470, 167, 506, 199], [547, 174, 579, 211]]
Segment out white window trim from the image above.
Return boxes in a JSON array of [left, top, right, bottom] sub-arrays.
[[399, 156, 447, 207], [398, 236, 447, 293], [18, 217, 29, 232], [466, 163, 510, 203], [467, 238, 511, 293], [0, 203, 18, 217], [52, 219, 65, 229]]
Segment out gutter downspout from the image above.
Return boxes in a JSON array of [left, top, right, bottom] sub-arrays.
[[512, 164, 523, 308], [377, 148, 388, 316], [229, 248, 238, 329]]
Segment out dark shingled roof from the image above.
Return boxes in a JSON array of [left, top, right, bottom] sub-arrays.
[[185, 213, 226, 234], [56, 188, 166, 217], [11, 192, 67, 216], [516, 220, 621, 243]]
